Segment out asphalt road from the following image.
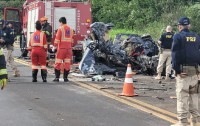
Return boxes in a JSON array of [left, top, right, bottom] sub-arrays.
[[0, 48, 172, 126]]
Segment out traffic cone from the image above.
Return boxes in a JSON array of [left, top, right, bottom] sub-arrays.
[[120, 64, 138, 97]]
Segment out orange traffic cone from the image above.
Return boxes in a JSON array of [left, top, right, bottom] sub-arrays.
[[120, 64, 138, 97]]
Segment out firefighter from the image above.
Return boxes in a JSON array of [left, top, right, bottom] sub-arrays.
[[40, 16, 52, 44], [40, 16, 52, 65], [53, 17, 74, 82], [155, 25, 174, 80], [0, 47, 7, 90], [27, 21, 48, 82], [2, 22, 20, 78], [171, 17, 200, 126]]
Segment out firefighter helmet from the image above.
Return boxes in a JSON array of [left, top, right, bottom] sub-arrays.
[[40, 16, 48, 21]]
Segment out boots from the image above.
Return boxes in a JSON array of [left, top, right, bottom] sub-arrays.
[[32, 69, 38, 82], [64, 69, 70, 82], [155, 73, 162, 80], [13, 70, 20, 77], [53, 69, 60, 82], [41, 69, 47, 82]]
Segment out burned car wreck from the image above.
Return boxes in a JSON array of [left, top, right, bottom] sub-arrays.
[[79, 22, 159, 75]]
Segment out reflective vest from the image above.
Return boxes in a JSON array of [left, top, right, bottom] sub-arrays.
[[0, 48, 8, 82], [54, 24, 73, 49], [28, 31, 47, 50]]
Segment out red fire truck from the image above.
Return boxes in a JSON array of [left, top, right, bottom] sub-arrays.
[[22, 0, 92, 61]]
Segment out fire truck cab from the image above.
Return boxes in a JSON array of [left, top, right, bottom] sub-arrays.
[[22, 0, 92, 61]]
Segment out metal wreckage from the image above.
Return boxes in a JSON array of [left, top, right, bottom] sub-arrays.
[[79, 22, 159, 76]]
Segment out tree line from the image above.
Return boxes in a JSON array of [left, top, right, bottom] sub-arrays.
[[92, 0, 200, 36]]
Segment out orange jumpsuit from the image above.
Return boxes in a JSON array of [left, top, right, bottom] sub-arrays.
[[28, 30, 47, 70], [54, 24, 73, 71]]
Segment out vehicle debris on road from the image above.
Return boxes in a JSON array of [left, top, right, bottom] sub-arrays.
[[79, 22, 159, 76]]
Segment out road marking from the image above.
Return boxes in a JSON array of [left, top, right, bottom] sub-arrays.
[[85, 82, 177, 118], [72, 81, 177, 123], [14, 58, 178, 124]]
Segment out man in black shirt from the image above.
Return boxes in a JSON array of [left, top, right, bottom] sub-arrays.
[[155, 25, 174, 80]]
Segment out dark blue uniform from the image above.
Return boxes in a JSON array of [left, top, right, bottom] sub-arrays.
[[2, 26, 15, 46], [171, 29, 200, 74], [159, 32, 174, 49]]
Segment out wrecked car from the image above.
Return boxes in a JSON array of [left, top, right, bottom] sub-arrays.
[[79, 22, 159, 75]]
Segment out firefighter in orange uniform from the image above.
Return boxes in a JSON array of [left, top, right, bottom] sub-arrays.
[[28, 21, 48, 82], [53, 17, 73, 82]]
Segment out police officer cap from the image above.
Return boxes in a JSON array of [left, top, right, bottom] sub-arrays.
[[178, 17, 190, 26]]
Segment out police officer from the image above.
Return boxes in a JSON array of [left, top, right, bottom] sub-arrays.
[[155, 25, 174, 80], [171, 17, 200, 126], [2, 22, 20, 79], [53, 17, 73, 82]]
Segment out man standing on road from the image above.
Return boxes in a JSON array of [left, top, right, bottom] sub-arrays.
[[2, 22, 20, 79], [40, 16, 52, 65], [0, 45, 7, 90], [155, 25, 174, 80], [28, 21, 48, 82], [171, 17, 200, 126], [53, 17, 73, 82], [40, 16, 52, 45]]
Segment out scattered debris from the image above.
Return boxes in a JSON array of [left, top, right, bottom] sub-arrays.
[[91, 75, 106, 81], [100, 86, 122, 90], [152, 96, 165, 100], [135, 87, 167, 91], [71, 73, 86, 78], [170, 96, 177, 99], [110, 77, 123, 81], [155, 96, 165, 100]]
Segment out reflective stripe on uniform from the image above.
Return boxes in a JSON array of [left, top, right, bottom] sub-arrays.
[[0, 69, 7, 75], [30, 32, 45, 47], [61, 26, 73, 42], [64, 59, 71, 63], [41, 66, 47, 69], [55, 59, 63, 63], [32, 65, 40, 69], [44, 44, 47, 49], [54, 39, 60, 44], [45, 31, 50, 35], [0, 49, 3, 56], [32, 65, 47, 69], [27, 46, 32, 50]]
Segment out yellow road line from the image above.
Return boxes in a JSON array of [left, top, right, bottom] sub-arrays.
[[72, 81, 177, 123], [86, 82, 177, 118], [14, 58, 177, 124]]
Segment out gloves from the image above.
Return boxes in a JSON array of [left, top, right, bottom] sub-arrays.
[[42, 31, 51, 35], [0, 79, 7, 90], [50, 45, 57, 53]]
